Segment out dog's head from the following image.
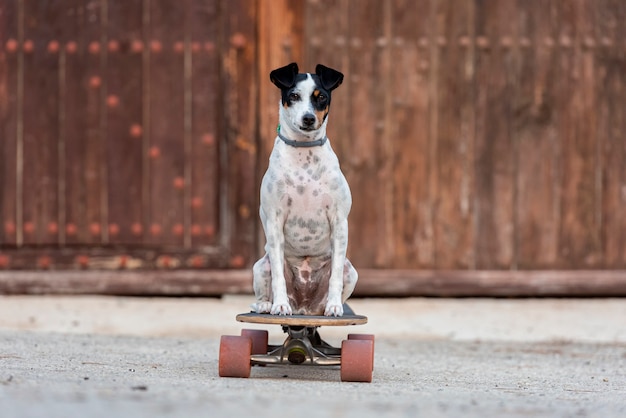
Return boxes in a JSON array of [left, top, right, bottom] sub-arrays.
[[270, 63, 343, 135]]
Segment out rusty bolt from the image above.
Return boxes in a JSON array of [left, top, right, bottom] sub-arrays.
[[0, 254, 9, 269], [230, 255, 245, 268], [88, 41, 100, 54], [47, 222, 58, 234], [107, 95, 120, 108], [131, 222, 143, 236], [158, 255, 171, 268], [118, 255, 128, 269], [191, 197, 202, 209], [230, 33, 247, 49], [519, 37, 531, 48], [150, 223, 162, 236], [23, 40, 34, 53], [129, 123, 143, 138], [191, 41, 201, 53], [109, 223, 120, 236], [500, 36, 513, 48], [476, 36, 489, 49], [66, 223, 77, 236], [76, 255, 89, 268], [173, 177, 185, 189], [89, 75, 101, 89], [4, 221, 16, 235], [458, 36, 470, 47], [47, 40, 60, 53], [205, 224, 215, 237], [201, 133, 215, 146], [191, 224, 202, 236], [172, 223, 184, 236], [131, 39, 143, 53], [108, 40, 120, 52], [6, 39, 18, 52], [66, 41, 78, 54], [38, 255, 51, 269], [89, 223, 101, 236], [204, 41, 215, 52], [173, 41, 184, 53], [149, 146, 160, 158], [23, 222, 35, 234], [190, 255, 204, 268], [238, 204, 251, 219], [150, 40, 162, 53]]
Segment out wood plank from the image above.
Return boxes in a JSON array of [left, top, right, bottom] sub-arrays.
[[189, 0, 220, 250], [1, 269, 625, 297], [220, 0, 258, 267], [21, 0, 62, 245], [303, 0, 354, 261], [147, 0, 186, 247], [556, 1, 602, 267], [104, 0, 144, 245], [83, 1, 105, 245], [0, 0, 19, 245], [432, 0, 475, 268], [336, 0, 389, 267], [514, 1, 561, 268], [473, 1, 516, 268], [596, 0, 626, 267], [388, 0, 434, 267]]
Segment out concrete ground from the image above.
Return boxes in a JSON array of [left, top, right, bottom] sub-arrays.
[[0, 295, 625, 417]]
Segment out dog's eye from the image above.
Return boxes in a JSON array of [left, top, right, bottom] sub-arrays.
[[289, 93, 300, 101]]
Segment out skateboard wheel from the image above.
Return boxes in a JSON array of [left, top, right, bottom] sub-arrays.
[[348, 334, 375, 367], [340, 339, 374, 383], [241, 329, 268, 354], [219, 335, 252, 378]]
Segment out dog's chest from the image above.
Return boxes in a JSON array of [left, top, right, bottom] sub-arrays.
[[264, 145, 350, 254], [278, 149, 340, 213]]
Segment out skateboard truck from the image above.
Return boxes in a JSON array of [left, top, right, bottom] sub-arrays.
[[252, 325, 341, 366]]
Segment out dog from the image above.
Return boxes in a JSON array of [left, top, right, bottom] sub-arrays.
[[251, 62, 358, 317]]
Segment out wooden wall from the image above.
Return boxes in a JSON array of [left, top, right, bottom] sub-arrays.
[[1, 0, 625, 279], [259, 0, 626, 270]]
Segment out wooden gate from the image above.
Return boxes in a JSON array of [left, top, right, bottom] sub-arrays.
[[0, 0, 257, 274]]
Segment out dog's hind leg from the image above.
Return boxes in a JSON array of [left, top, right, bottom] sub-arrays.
[[251, 254, 272, 313]]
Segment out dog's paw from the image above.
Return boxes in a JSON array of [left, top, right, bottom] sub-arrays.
[[251, 301, 272, 314], [270, 302, 293, 316], [324, 303, 344, 317]]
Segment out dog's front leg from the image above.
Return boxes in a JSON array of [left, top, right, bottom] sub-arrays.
[[325, 217, 349, 316], [263, 213, 293, 316]]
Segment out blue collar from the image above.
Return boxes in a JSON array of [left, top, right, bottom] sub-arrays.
[[277, 125, 327, 148]]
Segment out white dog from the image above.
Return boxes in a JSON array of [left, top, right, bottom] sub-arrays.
[[251, 62, 358, 316]]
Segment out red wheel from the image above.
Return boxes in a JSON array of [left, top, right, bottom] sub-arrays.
[[341, 339, 374, 383], [241, 329, 268, 354], [219, 335, 252, 378], [348, 334, 375, 368]]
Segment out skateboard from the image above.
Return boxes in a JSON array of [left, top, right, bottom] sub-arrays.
[[218, 304, 374, 382]]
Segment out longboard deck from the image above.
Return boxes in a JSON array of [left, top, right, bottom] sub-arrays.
[[236, 312, 367, 327]]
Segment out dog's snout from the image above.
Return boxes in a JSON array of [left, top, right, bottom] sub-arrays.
[[302, 113, 316, 127]]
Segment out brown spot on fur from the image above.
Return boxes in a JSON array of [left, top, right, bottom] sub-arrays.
[[314, 106, 329, 125]]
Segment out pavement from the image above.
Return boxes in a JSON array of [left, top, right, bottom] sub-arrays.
[[0, 294, 625, 417]]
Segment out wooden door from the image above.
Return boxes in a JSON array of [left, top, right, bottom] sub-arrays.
[[0, 0, 257, 271]]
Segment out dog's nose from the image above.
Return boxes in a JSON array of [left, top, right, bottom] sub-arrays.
[[302, 113, 316, 127]]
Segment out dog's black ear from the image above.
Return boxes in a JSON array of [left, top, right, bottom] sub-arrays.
[[270, 62, 299, 89], [315, 64, 344, 91]]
